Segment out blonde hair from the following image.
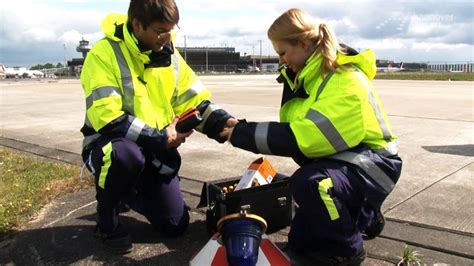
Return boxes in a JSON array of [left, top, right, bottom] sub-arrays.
[[267, 8, 344, 73]]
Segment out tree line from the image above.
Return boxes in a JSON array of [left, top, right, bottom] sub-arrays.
[[30, 63, 64, 70]]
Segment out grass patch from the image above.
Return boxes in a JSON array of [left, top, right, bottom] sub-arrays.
[[375, 71, 474, 81], [0, 148, 93, 239]]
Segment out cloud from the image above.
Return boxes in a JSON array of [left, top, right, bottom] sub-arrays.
[[1, 0, 472, 67], [412, 42, 471, 52], [21, 28, 57, 43]]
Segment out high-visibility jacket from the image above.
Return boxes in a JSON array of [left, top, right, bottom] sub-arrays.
[[80, 13, 231, 157], [230, 48, 400, 195]]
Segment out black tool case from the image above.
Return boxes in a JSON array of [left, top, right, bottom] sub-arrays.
[[197, 173, 294, 235]]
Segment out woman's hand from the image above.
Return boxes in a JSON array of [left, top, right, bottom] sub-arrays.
[[219, 118, 238, 141]]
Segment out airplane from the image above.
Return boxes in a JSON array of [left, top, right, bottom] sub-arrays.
[[377, 62, 404, 72], [0, 64, 5, 79], [0, 64, 45, 79]]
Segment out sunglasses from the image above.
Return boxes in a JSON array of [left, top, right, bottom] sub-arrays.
[[154, 25, 179, 42]]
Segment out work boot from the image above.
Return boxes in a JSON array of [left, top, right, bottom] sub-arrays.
[[117, 201, 131, 213], [362, 207, 385, 240], [283, 245, 366, 266], [94, 223, 133, 254]]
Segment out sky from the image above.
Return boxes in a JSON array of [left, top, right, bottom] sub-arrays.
[[0, 0, 473, 68]]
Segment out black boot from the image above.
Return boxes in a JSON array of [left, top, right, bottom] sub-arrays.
[[94, 223, 132, 254], [362, 206, 385, 240], [95, 202, 132, 254]]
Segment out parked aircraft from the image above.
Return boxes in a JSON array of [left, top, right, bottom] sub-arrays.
[[0, 64, 45, 78], [0, 64, 5, 79], [377, 62, 404, 72]]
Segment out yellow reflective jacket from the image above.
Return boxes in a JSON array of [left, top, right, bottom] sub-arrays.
[[230, 48, 401, 195], [279, 49, 397, 158], [81, 13, 230, 153], [231, 48, 398, 160]]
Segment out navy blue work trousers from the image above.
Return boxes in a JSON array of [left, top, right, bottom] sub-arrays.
[[83, 137, 189, 237], [288, 155, 401, 257]]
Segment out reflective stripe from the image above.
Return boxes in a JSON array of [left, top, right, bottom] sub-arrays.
[[173, 80, 204, 106], [353, 71, 391, 140], [125, 118, 145, 141], [107, 39, 135, 115], [86, 86, 121, 109], [318, 177, 340, 220], [151, 158, 176, 175], [255, 122, 272, 154], [374, 141, 399, 157], [171, 53, 180, 105], [85, 115, 92, 127], [83, 133, 101, 149], [195, 102, 219, 131], [98, 142, 113, 189], [330, 151, 395, 193], [306, 109, 349, 152], [315, 71, 335, 102]]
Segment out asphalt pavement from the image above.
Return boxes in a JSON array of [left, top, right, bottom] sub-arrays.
[[0, 76, 473, 265]]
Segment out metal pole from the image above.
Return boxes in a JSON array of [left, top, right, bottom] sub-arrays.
[[206, 47, 208, 72], [63, 44, 67, 67], [252, 45, 255, 70], [259, 40, 262, 68], [184, 35, 187, 61]]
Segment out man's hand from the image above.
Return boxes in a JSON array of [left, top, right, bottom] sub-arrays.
[[166, 117, 193, 149], [219, 118, 238, 141]]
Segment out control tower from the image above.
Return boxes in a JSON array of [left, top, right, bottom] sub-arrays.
[[76, 38, 91, 58]]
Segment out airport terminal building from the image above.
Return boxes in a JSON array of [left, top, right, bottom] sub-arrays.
[[427, 62, 473, 72]]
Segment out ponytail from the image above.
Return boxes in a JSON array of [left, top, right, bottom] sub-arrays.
[[316, 23, 341, 74]]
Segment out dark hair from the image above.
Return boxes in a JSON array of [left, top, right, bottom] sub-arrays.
[[128, 0, 179, 29]]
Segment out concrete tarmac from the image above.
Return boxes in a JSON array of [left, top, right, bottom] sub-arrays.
[[0, 76, 473, 265]]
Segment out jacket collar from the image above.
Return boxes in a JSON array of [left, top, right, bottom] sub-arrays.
[[295, 52, 323, 95], [101, 13, 151, 65]]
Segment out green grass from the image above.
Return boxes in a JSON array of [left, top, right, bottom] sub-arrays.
[[375, 71, 474, 81], [0, 148, 93, 239]]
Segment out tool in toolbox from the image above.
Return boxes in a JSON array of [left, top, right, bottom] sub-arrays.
[[175, 107, 203, 133], [235, 157, 276, 190]]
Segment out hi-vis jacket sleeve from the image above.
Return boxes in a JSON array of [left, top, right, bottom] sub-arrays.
[[229, 73, 367, 161], [230, 120, 308, 162], [172, 51, 233, 143], [81, 43, 168, 153]]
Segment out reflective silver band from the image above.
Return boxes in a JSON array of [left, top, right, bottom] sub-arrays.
[[173, 80, 204, 106], [315, 71, 335, 102], [195, 102, 219, 132], [353, 71, 391, 140], [306, 109, 349, 153], [82, 133, 101, 149], [85, 115, 92, 127], [125, 118, 145, 141], [374, 141, 399, 156], [86, 86, 121, 109], [171, 53, 180, 105], [330, 151, 395, 193], [255, 122, 272, 154], [152, 158, 176, 175], [107, 39, 135, 115]]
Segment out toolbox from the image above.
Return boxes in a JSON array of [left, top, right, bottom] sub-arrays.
[[197, 173, 294, 235]]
